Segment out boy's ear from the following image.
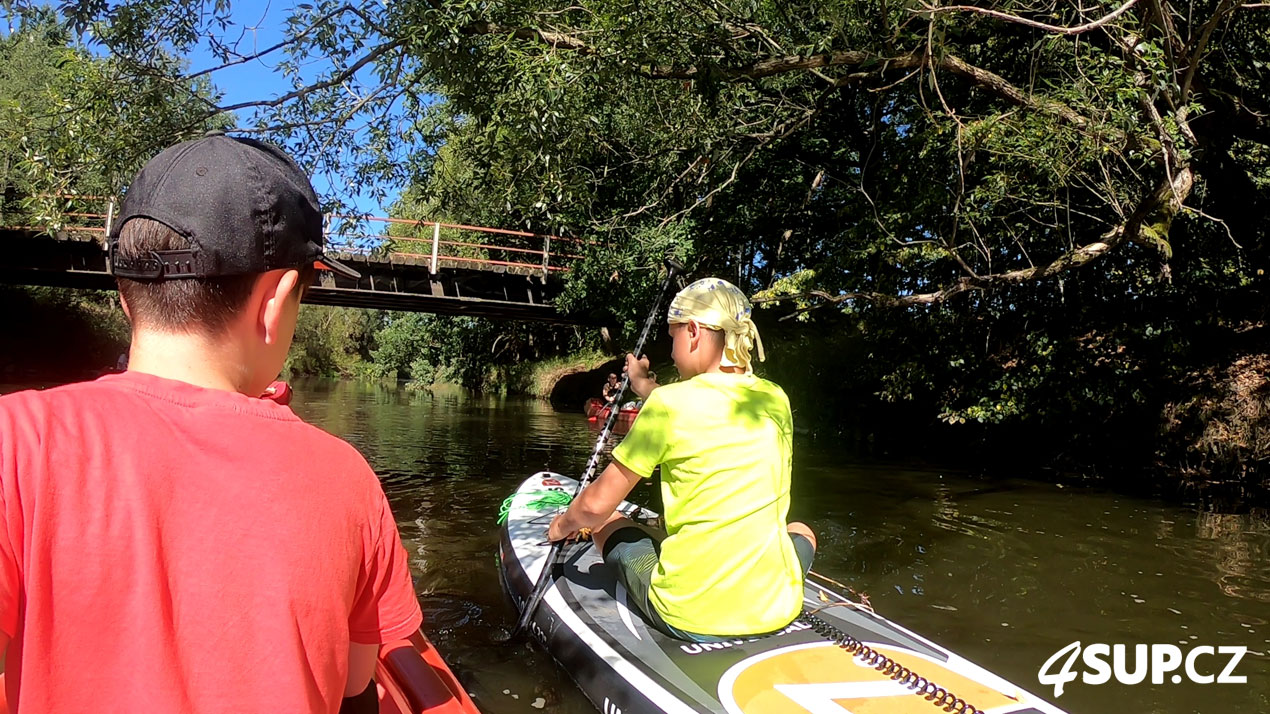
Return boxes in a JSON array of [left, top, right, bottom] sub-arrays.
[[258, 269, 302, 345]]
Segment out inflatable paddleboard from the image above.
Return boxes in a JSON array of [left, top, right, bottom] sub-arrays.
[[498, 472, 1067, 714]]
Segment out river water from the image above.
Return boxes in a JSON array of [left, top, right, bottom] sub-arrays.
[[287, 379, 1269, 714], [2, 376, 1264, 713]]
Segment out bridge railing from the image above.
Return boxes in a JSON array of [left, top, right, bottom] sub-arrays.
[[0, 195, 117, 239], [5, 196, 584, 278], [324, 214, 584, 277]]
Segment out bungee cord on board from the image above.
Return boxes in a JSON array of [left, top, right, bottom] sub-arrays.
[[799, 607, 987, 714]]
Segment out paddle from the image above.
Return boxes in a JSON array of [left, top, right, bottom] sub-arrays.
[[500, 257, 685, 643]]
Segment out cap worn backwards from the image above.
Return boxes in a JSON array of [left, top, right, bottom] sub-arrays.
[[107, 131, 359, 281], [667, 277, 766, 373]]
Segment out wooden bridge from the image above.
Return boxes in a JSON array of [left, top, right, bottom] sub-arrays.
[[0, 196, 589, 322]]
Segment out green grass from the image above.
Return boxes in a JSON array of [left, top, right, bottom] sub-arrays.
[[495, 348, 610, 398]]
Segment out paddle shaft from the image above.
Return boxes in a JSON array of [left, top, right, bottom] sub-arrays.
[[508, 259, 683, 640]]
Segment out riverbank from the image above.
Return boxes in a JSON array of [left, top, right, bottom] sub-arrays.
[[512, 329, 1270, 507], [488, 349, 611, 399]]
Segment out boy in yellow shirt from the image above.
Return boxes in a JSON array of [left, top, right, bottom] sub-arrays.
[[548, 278, 815, 642]]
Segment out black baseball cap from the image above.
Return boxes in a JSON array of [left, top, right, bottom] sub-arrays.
[[108, 131, 360, 281]]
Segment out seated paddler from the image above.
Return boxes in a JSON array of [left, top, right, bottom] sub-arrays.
[[548, 278, 816, 643], [602, 372, 621, 409]]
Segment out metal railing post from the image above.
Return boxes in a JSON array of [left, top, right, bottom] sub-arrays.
[[542, 235, 551, 278], [104, 199, 116, 242], [430, 221, 440, 274]]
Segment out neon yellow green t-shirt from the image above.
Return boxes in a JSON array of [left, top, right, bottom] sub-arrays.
[[611, 371, 803, 635]]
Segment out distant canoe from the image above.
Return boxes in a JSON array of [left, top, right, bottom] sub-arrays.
[[585, 398, 639, 421]]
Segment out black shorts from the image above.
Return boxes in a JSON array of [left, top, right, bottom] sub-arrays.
[[602, 527, 815, 643]]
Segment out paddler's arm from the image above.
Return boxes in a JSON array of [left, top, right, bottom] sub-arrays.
[[548, 460, 642, 541], [624, 353, 658, 399], [345, 642, 378, 697]]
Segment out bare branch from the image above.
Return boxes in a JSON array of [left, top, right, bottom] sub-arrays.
[[214, 41, 403, 116], [827, 50, 1095, 128], [461, 20, 1100, 132], [640, 50, 873, 80], [943, 53, 1093, 127], [184, 4, 357, 80], [914, 0, 1141, 35], [1181, 0, 1243, 103], [461, 21, 597, 54]]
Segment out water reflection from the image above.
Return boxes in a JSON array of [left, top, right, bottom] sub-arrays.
[[287, 379, 1268, 714]]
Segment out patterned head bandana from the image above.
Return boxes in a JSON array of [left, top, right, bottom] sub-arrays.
[[667, 278, 765, 373]]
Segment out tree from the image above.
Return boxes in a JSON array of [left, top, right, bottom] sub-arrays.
[[18, 0, 1270, 484], [27, 0, 1269, 300], [0, 8, 225, 225]]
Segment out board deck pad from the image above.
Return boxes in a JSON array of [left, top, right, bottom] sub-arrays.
[[498, 473, 1068, 714]]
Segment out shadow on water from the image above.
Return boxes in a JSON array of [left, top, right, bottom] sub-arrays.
[[290, 379, 1269, 714]]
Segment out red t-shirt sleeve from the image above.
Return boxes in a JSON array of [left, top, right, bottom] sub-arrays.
[[349, 491, 423, 645], [0, 405, 22, 639], [0, 489, 18, 639]]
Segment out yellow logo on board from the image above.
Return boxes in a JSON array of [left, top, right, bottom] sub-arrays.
[[718, 642, 1028, 714]]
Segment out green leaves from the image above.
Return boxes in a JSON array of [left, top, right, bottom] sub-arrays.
[[0, 13, 223, 223], [10, 0, 1270, 478]]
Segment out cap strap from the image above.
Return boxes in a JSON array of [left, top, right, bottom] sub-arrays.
[[110, 248, 201, 280]]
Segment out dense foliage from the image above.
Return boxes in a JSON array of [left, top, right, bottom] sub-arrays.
[[6, 0, 1270, 489], [286, 305, 597, 391], [0, 9, 223, 223], [0, 286, 129, 380]]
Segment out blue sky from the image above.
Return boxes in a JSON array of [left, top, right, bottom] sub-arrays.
[[1, 1, 417, 219], [183, 0, 400, 215]]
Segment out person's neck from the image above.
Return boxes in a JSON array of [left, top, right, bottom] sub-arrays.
[[127, 328, 254, 395], [688, 360, 736, 378], [696, 367, 744, 376]]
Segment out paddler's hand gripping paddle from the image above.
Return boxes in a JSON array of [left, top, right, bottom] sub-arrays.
[[500, 257, 685, 643]]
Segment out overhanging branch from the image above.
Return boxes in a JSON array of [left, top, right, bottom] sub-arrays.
[[914, 0, 1141, 35], [461, 21, 596, 54], [457, 21, 1097, 129], [184, 4, 360, 81], [214, 41, 403, 115], [755, 165, 1195, 313]]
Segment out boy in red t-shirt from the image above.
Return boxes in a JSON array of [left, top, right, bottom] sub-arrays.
[[0, 133, 422, 712]]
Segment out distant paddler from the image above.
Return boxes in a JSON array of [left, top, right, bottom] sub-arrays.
[[602, 372, 621, 409]]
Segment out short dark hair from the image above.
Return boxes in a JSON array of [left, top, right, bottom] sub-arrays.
[[115, 218, 313, 333]]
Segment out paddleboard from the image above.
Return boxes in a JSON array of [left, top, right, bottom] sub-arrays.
[[498, 472, 1067, 714]]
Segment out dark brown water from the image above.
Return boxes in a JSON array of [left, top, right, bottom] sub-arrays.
[[289, 379, 1269, 714]]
